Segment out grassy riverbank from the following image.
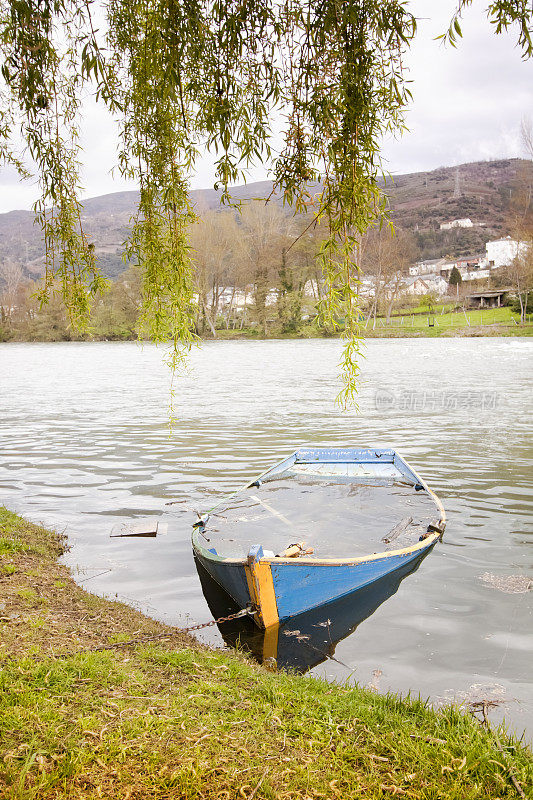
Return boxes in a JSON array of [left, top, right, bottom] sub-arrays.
[[2, 305, 533, 343], [361, 307, 533, 338], [1, 507, 531, 799], [214, 307, 533, 339], [213, 323, 533, 340]]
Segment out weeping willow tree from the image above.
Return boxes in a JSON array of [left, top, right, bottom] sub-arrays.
[[0, 1, 531, 404]]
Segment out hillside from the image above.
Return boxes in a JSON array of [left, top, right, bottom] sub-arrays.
[[383, 158, 527, 260], [0, 180, 288, 281], [0, 159, 528, 282]]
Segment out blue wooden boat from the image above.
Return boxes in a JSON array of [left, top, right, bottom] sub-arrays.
[[192, 447, 445, 629], [195, 549, 433, 672]]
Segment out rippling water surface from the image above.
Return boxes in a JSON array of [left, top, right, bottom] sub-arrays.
[[1, 339, 532, 738]]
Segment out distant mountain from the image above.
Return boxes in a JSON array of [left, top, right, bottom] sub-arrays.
[[0, 180, 290, 281], [0, 158, 527, 281]]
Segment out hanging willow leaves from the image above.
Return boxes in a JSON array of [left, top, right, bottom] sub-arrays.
[[439, 0, 533, 56], [0, 0, 531, 404]]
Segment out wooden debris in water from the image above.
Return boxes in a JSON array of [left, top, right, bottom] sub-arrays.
[[276, 541, 314, 558], [382, 516, 413, 543], [110, 521, 169, 538]]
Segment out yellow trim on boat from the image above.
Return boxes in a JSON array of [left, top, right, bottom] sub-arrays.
[[245, 560, 279, 628], [271, 530, 441, 565], [262, 623, 279, 667]]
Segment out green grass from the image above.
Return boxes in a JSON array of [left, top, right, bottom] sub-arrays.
[[209, 306, 533, 340], [372, 306, 517, 329], [2, 648, 532, 799], [0, 536, 28, 556], [1, 507, 532, 799], [15, 588, 40, 602], [365, 306, 533, 338], [0, 509, 66, 560]]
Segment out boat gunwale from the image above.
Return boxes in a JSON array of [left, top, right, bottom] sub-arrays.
[[192, 527, 441, 567]]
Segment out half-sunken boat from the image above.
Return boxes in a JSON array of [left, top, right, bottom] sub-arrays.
[[195, 554, 432, 673], [192, 447, 445, 629]]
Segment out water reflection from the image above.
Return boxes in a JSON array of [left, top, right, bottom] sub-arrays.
[[195, 550, 431, 673]]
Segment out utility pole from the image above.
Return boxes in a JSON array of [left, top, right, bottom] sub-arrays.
[[453, 168, 461, 199]]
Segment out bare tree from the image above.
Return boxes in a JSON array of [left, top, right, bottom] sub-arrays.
[[190, 211, 241, 336], [502, 118, 533, 324], [509, 118, 533, 235], [521, 116, 533, 159], [237, 203, 295, 335], [0, 259, 24, 322], [91, 265, 142, 339], [501, 244, 533, 324], [359, 227, 415, 327]]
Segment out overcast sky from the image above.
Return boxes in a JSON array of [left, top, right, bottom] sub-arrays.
[[0, 0, 531, 213]]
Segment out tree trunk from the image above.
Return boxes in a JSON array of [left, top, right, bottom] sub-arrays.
[[254, 265, 268, 336], [386, 295, 394, 324], [519, 292, 525, 324], [225, 287, 236, 329], [201, 299, 217, 338]]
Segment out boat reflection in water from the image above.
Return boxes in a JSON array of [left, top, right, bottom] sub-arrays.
[[195, 550, 430, 673]]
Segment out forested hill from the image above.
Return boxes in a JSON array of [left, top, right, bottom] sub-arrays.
[[0, 158, 527, 281]]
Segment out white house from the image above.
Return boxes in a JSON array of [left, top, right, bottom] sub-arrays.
[[409, 257, 447, 276], [440, 218, 474, 230], [358, 277, 375, 298], [403, 277, 430, 295], [483, 236, 529, 269], [216, 288, 250, 308], [402, 274, 448, 296], [460, 269, 491, 282], [421, 274, 449, 295], [438, 260, 461, 280]]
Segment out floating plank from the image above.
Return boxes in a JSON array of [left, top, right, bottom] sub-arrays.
[[382, 516, 413, 544], [110, 521, 168, 538]]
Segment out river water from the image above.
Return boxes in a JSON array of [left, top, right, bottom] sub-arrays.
[[1, 339, 532, 739]]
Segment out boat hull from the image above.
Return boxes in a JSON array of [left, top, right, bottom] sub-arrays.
[[193, 535, 437, 624], [194, 550, 252, 610], [269, 543, 437, 621], [195, 550, 432, 672]]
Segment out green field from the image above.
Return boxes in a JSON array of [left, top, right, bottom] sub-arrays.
[[213, 305, 533, 340], [362, 306, 533, 337], [374, 306, 521, 329]]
